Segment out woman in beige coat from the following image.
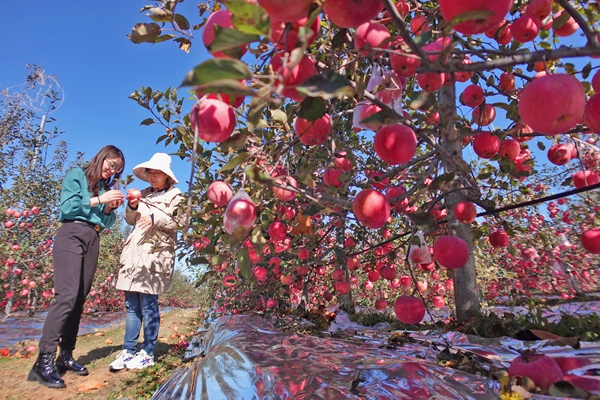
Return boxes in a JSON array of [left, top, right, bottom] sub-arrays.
[[109, 153, 183, 371]]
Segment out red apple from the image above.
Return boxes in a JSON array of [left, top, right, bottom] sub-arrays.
[[354, 22, 391, 56], [525, 0, 552, 22], [498, 139, 521, 160], [584, 93, 600, 134], [373, 124, 417, 165], [386, 185, 409, 212], [268, 221, 287, 241], [409, 14, 429, 36], [252, 266, 268, 282], [269, 15, 320, 51], [273, 176, 297, 201], [190, 98, 236, 143], [453, 201, 477, 223], [417, 72, 445, 92], [202, 10, 248, 58], [592, 70, 600, 92], [518, 73, 586, 135], [207, 181, 233, 207], [394, 296, 426, 324], [352, 189, 391, 229], [499, 72, 516, 93], [257, 0, 313, 22], [489, 230, 509, 248], [225, 197, 257, 227], [334, 151, 353, 172], [390, 38, 421, 77], [126, 188, 142, 202], [334, 281, 350, 295], [374, 298, 388, 310], [581, 228, 600, 254], [573, 170, 599, 188], [511, 14, 540, 43], [472, 131, 500, 159], [270, 54, 318, 102], [433, 235, 470, 270], [322, 0, 383, 29], [323, 168, 344, 188], [553, 9, 579, 37], [508, 353, 563, 390], [548, 143, 575, 165], [552, 356, 592, 375], [460, 85, 485, 107], [472, 104, 496, 126], [438, 0, 513, 35], [294, 113, 332, 146]]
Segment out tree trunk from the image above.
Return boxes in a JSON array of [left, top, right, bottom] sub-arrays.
[[439, 84, 481, 322]]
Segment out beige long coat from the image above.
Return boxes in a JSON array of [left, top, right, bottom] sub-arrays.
[[115, 186, 183, 295]]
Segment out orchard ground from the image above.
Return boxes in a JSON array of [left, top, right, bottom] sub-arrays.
[[0, 308, 200, 400]]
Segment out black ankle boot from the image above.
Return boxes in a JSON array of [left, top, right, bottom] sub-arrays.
[[27, 352, 66, 388], [56, 349, 89, 376]]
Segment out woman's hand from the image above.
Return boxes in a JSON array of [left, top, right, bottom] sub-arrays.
[[128, 198, 141, 209], [108, 199, 124, 209], [136, 215, 153, 231], [99, 190, 124, 205]]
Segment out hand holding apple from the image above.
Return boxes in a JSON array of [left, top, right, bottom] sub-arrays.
[[100, 189, 125, 205], [126, 188, 142, 207]]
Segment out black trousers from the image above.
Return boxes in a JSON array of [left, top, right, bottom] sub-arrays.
[[38, 222, 100, 354]]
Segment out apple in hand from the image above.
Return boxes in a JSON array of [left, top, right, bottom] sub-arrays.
[[126, 188, 142, 201]]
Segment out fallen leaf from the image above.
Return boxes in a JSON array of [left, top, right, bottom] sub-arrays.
[[104, 338, 113, 345], [78, 379, 108, 392]]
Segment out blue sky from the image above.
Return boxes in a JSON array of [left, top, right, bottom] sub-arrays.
[[1, 0, 207, 189]]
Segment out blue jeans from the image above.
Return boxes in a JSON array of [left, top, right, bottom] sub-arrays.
[[123, 291, 160, 356]]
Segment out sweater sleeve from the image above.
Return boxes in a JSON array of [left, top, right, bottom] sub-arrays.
[[59, 168, 92, 220]]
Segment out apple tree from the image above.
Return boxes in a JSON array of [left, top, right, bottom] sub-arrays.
[[128, 0, 600, 322]]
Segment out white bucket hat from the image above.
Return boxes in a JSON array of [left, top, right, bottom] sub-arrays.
[[132, 153, 179, 184]]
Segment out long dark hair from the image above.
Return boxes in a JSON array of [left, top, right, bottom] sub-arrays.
[[84, 145, 125, 196]]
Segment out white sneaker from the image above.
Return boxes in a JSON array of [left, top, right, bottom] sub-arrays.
[[124, 349, 155, 370], [109, 350, 135, 371]]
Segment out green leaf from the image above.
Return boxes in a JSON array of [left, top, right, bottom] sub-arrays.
[[225, 0, 270, 35], [413, 30, 433, 46], [428, 171, 455, 193], [197, 244, 217, 255], [407, 212, 439, 233], [296, 69, 354, 99], [303, 204, 322, 216], [250, 226, 267, 253], [148, 7, 172, 23], [565, 63, 576, 75], [220, 133, 249, 152], [582, 62, 592, 80], [154, 34, 177, 43], [297, 97, 327, 121], [552, 10, 571, 30], [195, 270, 216, 288], [128, 23, 161, 44], [195, 79, 254, 97], [210, 26, 260, 53], [539, 41, 552, 50], [361, 108, 404, 127], [180, 59, 253, 87], [237, 247, 251, 281], [448, 10, 494, 28], [188, 256, 209, 266], [140, 118, 155, 126], [173, 14, 190, 30], [218, 152, 248, 172]]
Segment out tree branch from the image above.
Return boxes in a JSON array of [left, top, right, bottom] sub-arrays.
[[417, 45, 600, 74], [555, 0, 600, 47]]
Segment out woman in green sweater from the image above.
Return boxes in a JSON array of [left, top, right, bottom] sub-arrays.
[[28, 145, 125, 389]]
